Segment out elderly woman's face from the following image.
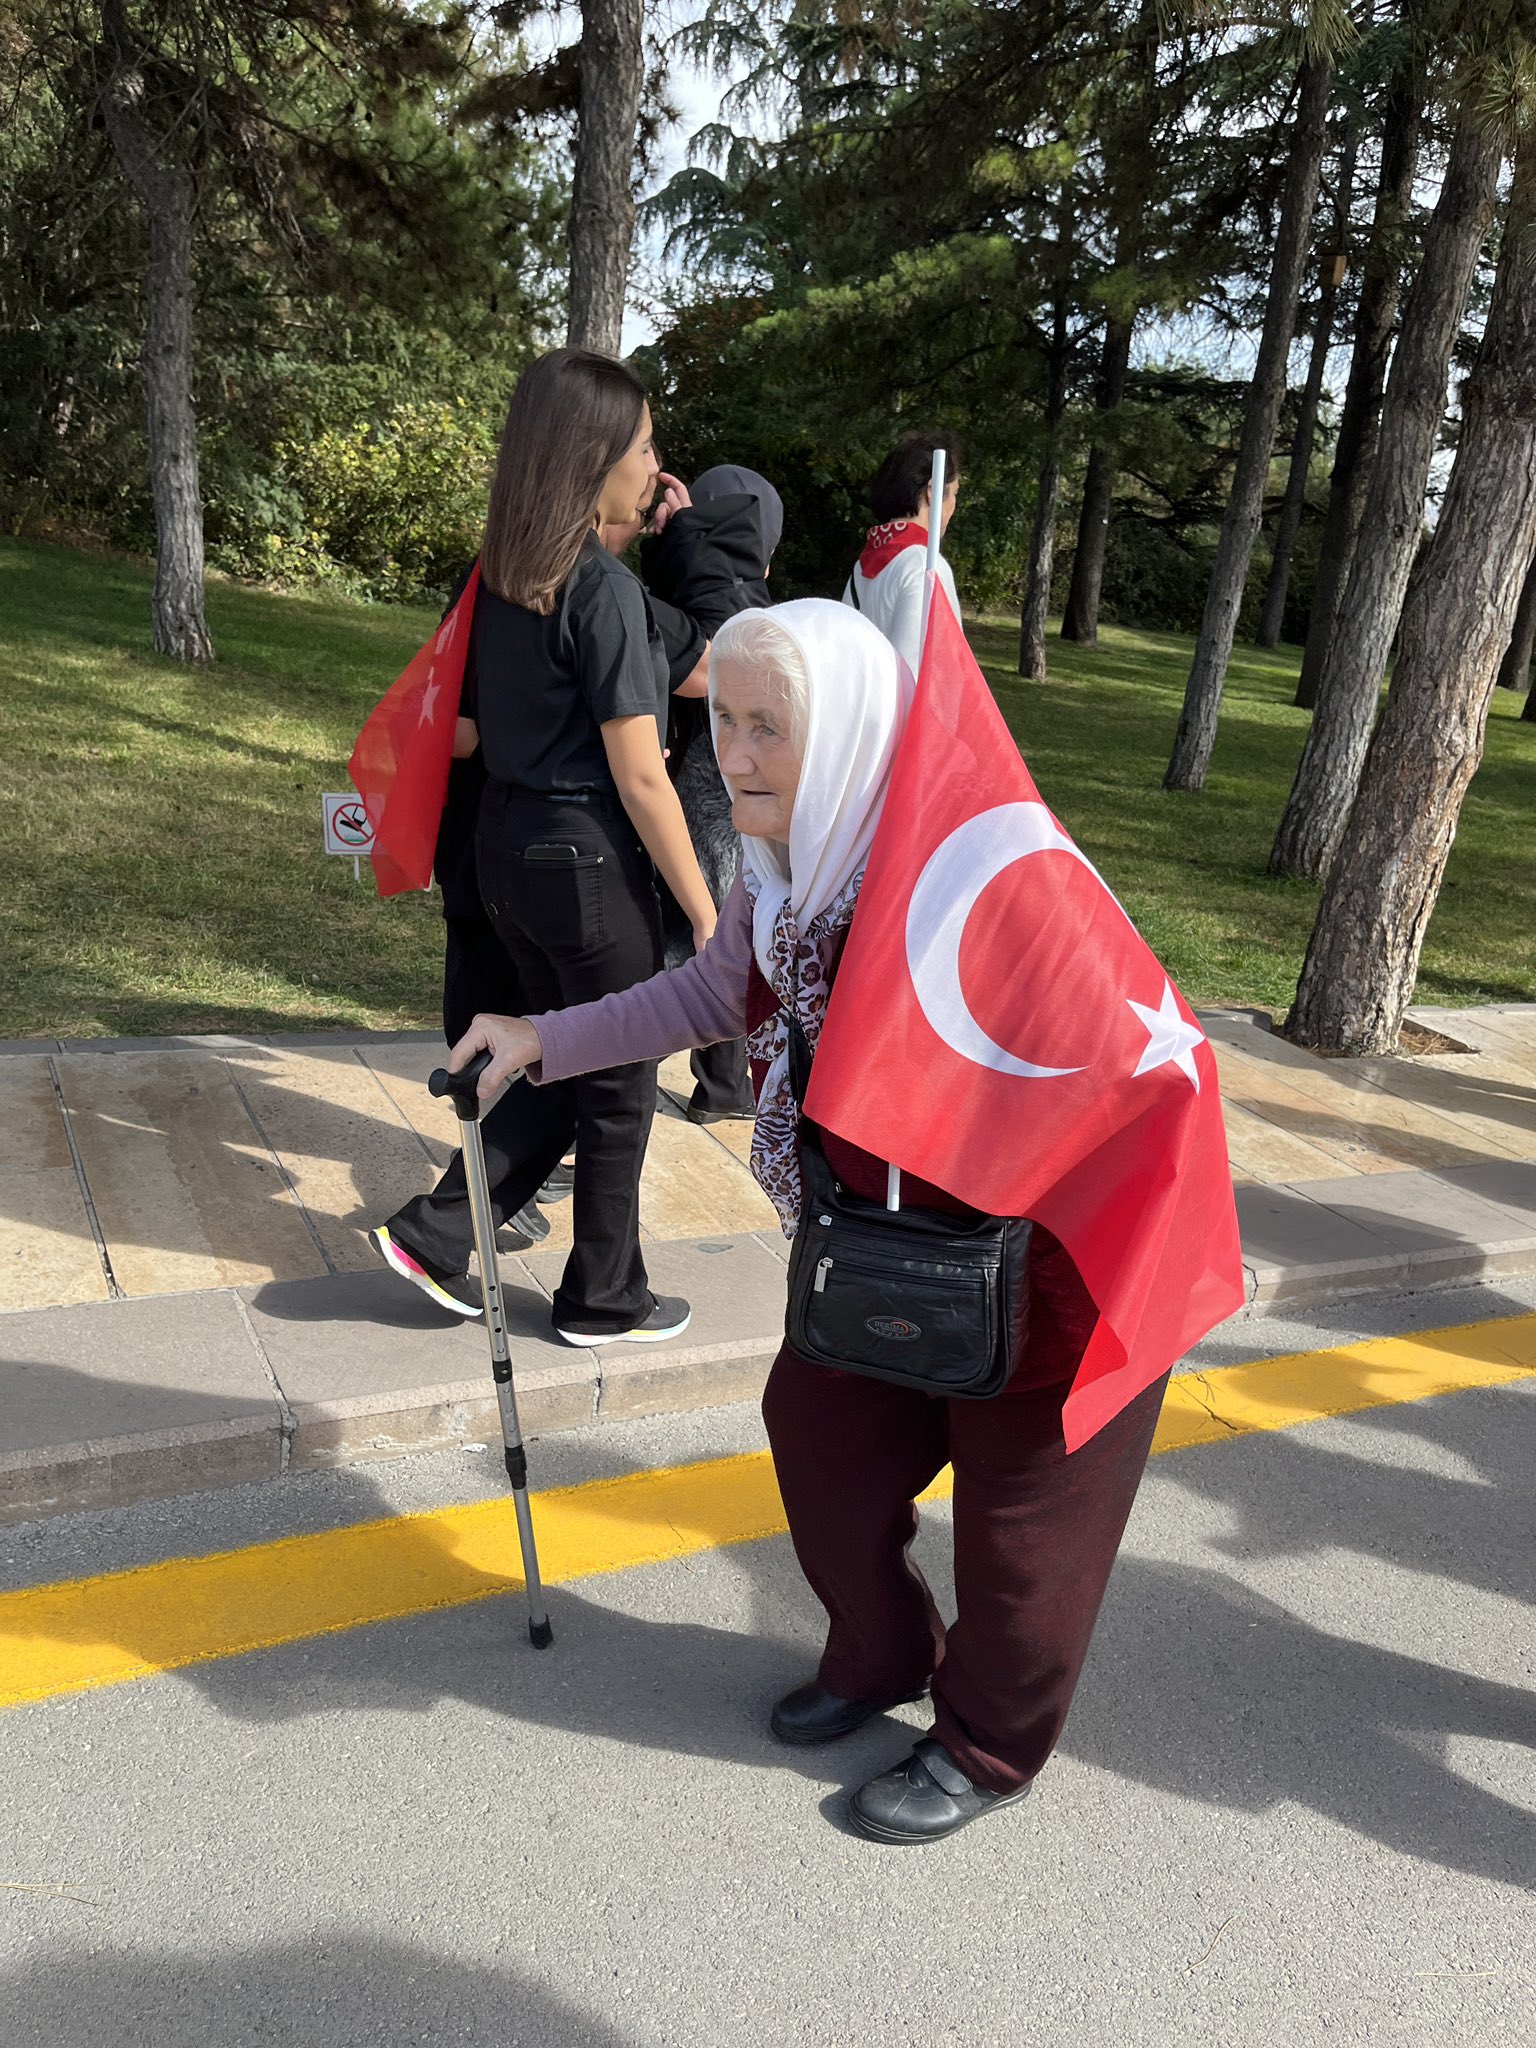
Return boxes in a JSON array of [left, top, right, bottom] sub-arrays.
[[714, 665, 802, 843]]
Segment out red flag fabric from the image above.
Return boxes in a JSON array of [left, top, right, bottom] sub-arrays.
[[805, 586, 1245, 1450], [347, 563, 480, 897]]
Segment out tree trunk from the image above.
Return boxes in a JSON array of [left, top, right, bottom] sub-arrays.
[[1495, 552, 1536, 689], [568, 0, 644, 355], [1165, 57, 1332, 792], [1295, 58, 1423, 708], [99, 48, 214, 663], [1268, 113, 1502, 878], [1257, 133, 1358, 649], [1285, 136, 1536, 1055], [1060, 311, 1134, 645], [1019, 287, 1071, 680]]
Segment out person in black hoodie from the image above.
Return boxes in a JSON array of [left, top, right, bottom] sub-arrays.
[[641, 465, 784, 1123]]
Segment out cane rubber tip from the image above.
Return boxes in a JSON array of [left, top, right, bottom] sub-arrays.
[[529, 1617, 554, 1650]]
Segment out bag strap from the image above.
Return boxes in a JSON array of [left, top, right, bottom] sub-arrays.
[[782, 1006, 814, 1108]]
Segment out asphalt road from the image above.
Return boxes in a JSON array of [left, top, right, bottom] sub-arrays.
[[3, 1278, 1534, 2048]]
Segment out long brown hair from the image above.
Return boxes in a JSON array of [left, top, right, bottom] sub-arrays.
[[480, 348, 648, 612]]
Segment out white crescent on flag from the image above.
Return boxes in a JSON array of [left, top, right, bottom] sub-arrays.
[[904, 801, 1095, 1079]]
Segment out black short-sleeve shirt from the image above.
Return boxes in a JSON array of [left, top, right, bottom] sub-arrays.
[[648, 589, 707, 688], [472, 538, 670, 795]]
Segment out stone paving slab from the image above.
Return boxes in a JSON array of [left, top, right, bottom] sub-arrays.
[[1220, 1099, 1355, 1186], [1437, 1157, 1536, 1228], [534, 1234, 791, 1422], [56, 1051, 329, 1296], [0, 1291, 283, 1523], [1236, 1163, 1536, 1309], [3, 1009, 1536, 1521], [0, 1170, 109, 1314], [239, 1267, 597, 1474], [221, 1044, 437, 1276], [0, 1060, 109, 1312]]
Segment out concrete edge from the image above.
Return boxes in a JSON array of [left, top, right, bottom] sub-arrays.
[[5, 1226, 1536, 1521], [1241, 1236, 1536, 1313], [0, 1413, 283, 1527]]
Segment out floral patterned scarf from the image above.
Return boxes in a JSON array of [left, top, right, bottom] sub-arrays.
[[745, 867, 864, 1235]]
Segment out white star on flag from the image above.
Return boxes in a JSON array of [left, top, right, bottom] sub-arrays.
[[1127, 980, 1205, 1090], [418, 677, 440, 726]]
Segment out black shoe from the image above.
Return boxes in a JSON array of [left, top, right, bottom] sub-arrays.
[[370, 1225, 482, 1318], [685, 1102, 756, 1126], [553, 1293, 692, 1349], [770, 1681, 929, 1747], [848, 1739, 1031, 1845], [537, 1161, 575, 1204], [499, 1200, 550, 1249]]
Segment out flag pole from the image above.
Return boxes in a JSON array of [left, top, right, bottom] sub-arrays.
[[921, 446, 946, 633], [886, 445, 948, 1215]]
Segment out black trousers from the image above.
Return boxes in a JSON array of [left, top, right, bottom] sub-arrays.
[[441, 912, 524, 1049], [763, 1349, 1168, 1797], [390, 786, 663, 1335], [687, 1036, 756, 1118]]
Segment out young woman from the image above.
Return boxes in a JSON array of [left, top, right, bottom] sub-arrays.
[[843, 430, 963, 674], [372, 348, 717, 1348], [445, 602, 1180, 1846]]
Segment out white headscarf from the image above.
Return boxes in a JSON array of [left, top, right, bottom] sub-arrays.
[[710, 598, 908, 1231]]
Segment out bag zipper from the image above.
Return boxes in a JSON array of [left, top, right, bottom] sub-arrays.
[[811, 1250, 986, 1291]]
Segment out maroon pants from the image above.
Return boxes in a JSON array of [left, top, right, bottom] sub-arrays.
[[761, 1335, 1168, 1795]]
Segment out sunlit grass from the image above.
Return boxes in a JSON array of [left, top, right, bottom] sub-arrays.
[[969, 614, 1535, 1014], [1, 538, 1531, 1037]]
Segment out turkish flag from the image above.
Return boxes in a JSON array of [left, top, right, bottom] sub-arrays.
[[806, 586, 1245, 1450], [348, 563, 480, 896]]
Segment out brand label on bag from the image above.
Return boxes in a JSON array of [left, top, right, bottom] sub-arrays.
[[865, 1316, 922, 1342]]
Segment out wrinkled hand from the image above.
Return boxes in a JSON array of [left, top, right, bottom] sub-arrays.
[[651, 472, 691, 535], [449, 1013, 543, 1099]]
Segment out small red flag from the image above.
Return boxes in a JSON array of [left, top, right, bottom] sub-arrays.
[[347, 564, 480, 897], [805, 586, 1245, 1449]]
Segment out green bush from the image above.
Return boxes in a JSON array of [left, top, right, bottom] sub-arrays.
[[270, 400, 495, 603]]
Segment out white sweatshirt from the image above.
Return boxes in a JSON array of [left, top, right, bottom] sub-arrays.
[[842, 542, 962, 677]]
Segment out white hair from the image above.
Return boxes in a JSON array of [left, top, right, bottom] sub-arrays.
[[709, 609, 811, 749]]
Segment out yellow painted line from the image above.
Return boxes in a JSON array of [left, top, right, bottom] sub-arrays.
[[3, 1313, 1535, 1711]]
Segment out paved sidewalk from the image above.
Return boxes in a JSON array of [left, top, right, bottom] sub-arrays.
[[2, 1006, 1535, 1522]]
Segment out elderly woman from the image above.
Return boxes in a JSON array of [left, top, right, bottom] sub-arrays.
[[451, 600, 1169, 1846]]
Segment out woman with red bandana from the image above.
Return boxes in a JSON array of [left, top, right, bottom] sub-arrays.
[[843, 431, 963, 673]]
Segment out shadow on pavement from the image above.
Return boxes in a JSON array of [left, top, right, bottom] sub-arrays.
[[1164, 1376, 1536, 1606], [7, 1935, 631, 2048], [6, 1357, 1534, 1886]]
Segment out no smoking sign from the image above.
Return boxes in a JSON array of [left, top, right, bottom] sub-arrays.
[[322, 792, 375, 857]]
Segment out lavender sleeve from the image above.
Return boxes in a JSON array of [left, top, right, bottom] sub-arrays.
[[527, 874, 753, 1084]]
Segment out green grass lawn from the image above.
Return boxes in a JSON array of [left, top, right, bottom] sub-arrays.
[[1, 536, 1532, 1039]]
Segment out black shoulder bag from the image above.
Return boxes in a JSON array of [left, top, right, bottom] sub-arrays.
[[781, 1014, 1033, 1399]]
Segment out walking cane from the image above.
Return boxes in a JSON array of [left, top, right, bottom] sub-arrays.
[[429, 1051, 553, 1649]]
